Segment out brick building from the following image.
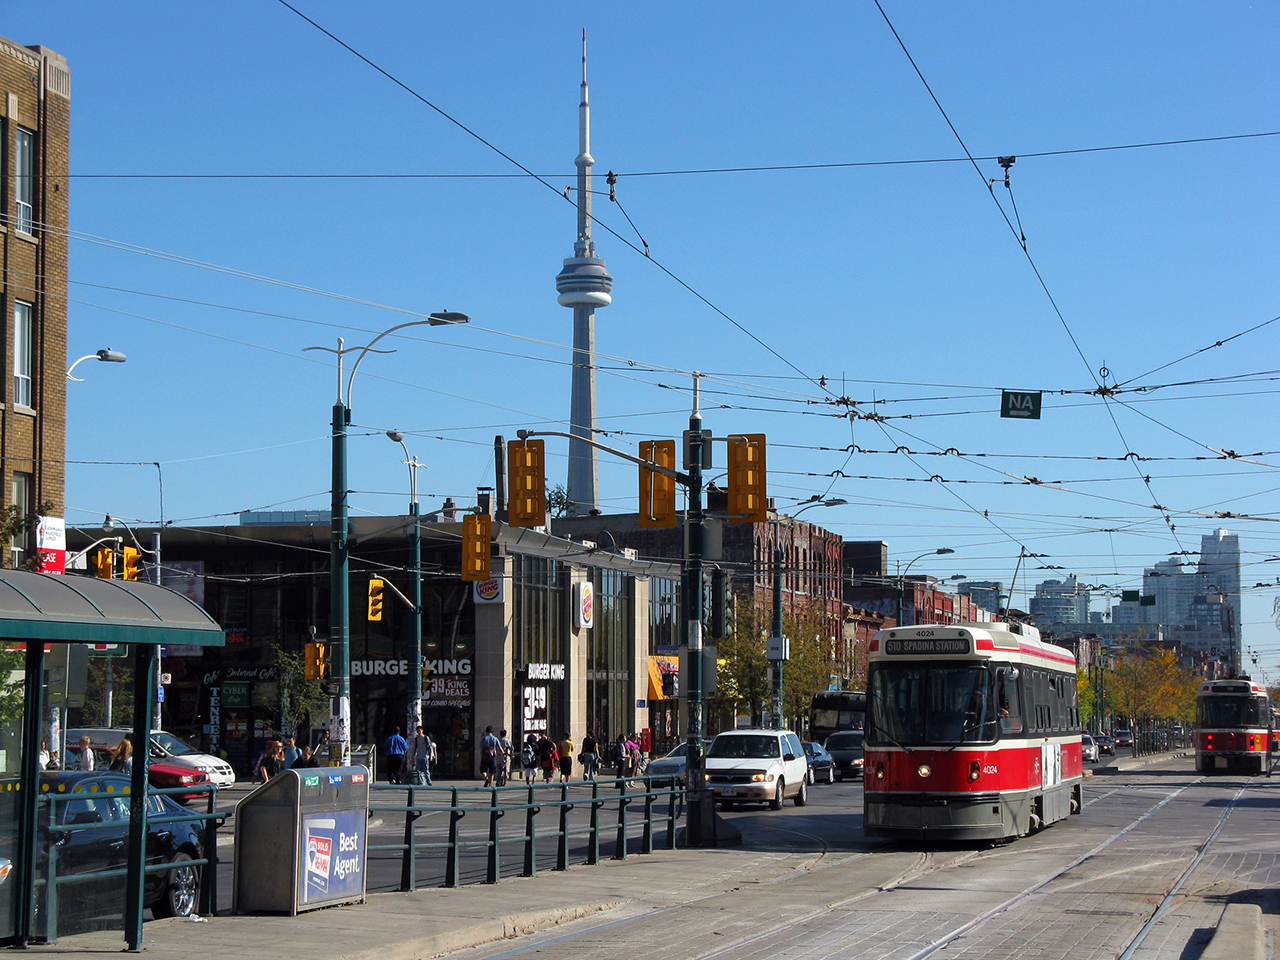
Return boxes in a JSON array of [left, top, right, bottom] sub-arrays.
[[1, 36, 69, 560]]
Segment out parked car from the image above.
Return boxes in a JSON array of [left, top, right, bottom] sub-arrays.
[[824, 730, 865, 781], [704, 729, 810, 810], [64, 746, 213, 804], [801, 741, 835, 785], [1081, 734, 1099, 763], [32, 770, 204, 936], [69, 728, 235, 788], [1095, 734, 1115, 756]]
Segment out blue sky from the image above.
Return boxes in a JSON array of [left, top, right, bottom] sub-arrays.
[[9, 3, 1278, 667]]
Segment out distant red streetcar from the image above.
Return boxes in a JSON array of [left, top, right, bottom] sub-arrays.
[[1195, 678, 1273, 776], [864, 621, 1083, 842]]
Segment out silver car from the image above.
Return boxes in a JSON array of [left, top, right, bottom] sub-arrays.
[[1081, 734, 1099, 763]]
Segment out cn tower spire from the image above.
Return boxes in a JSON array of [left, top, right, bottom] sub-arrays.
[[556, 30, 612, 516]]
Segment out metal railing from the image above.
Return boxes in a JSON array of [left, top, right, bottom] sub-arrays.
[[367, 774, 684, 890], [33, 782, 223, 941]]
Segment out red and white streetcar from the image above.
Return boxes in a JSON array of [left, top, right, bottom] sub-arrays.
[[1194, 677, 1273, 776], [863, 621, 1083, 842]]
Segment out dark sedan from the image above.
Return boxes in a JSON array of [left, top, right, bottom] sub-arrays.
[[33, 770, 204, 938], [802, 741, 835, 784], [1095, 734, 1115, 756], [824, 730, 865, 781]]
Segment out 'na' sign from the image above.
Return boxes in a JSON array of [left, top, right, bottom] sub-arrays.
[[1001, 390, 1042, 420]]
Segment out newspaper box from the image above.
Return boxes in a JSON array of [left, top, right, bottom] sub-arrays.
[[233, 766, 369, 914]]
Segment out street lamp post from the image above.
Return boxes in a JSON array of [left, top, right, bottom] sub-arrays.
[[770, 497, 847, 730], [386, 430, 423, 738], [66, 347, 126, 381], [304, 312, 468, 767], [896, 548, 955, 626]]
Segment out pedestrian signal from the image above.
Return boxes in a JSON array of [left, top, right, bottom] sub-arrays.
[[727, 434, 767, 523], [462, 513, 491, 582], [122, 546, 141, 581], [639, 439, 677, 528], [367, 578, 384, 621], [304, 641, 327, 680], [95, 546, 114, 579], [507, 439, 546, 527]]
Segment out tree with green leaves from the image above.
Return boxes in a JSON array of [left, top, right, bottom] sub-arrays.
[[263, 644, 329, 741]]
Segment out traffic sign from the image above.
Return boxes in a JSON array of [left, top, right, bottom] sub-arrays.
[[1000, 390, 1042, 419]]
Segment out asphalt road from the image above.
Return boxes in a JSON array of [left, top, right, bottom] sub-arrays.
[[441, 757, 1280, 960]]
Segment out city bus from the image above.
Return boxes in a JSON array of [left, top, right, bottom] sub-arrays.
[[1195, 678, 1273, 776], [809, 690, 865, 744], [864, 621, 1083, 842]]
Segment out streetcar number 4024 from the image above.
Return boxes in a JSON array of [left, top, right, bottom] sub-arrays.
[[983, 766, 998, 775]]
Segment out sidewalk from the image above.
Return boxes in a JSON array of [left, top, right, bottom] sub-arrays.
[[43, 751, 1258, 960]]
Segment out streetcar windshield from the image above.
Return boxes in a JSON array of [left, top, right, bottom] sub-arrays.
[[1197, 696, 1269, 729], [867, 665, 999, 746]]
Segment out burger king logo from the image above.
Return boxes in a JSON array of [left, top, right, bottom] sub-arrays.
[[474, 578, 503, 603]]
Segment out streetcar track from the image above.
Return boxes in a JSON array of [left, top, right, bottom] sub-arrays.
[[459, 770, 1243, 960]]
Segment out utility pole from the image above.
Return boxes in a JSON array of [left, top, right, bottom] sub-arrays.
[[771, 534, 784, 729], [684, 373, 711, 844]]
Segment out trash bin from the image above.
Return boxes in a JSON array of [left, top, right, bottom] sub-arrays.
[[233, 766, 370, 915], [350, 743, 375, 780]]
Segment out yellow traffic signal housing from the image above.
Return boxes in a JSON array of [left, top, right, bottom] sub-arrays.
[[461, 513, 492, 581], [122, 546, 141, 581], [639, 439, 677, 528], [727, 434, 768, 523], [304, 641, 328, 680], [95, 546, 114, 579], [507, 439, 547, 527], [367, 578, 384, 621]]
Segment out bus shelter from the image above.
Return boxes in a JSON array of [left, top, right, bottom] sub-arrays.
[[0, 570, 224, 950]]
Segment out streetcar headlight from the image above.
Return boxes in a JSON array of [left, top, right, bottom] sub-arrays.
[[875, 762, 885, 781], [917, 763, 933, 779], [969, 760, 981, 782]]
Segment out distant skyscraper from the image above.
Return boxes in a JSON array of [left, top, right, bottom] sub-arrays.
[[957, 580, 1003, 617], [1029, 576, 1090, 625], [1198, 529, 1241, 660], [555, 34, 612, 515]]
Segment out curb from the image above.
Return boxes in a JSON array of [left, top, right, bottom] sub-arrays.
[[337, 901, 627, 960], [1201, 903, 1264, 960]]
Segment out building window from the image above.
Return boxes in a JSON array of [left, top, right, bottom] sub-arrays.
[[588, 567, 633, 745], [15, 128, 34, 235], [649, 577, 679, 652], [13, 300, 32, 408], [10, 471, 31, 567]]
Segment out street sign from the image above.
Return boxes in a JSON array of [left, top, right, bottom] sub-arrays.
[[87, 643, 127, 658], [1000, 390, 1042, 420]]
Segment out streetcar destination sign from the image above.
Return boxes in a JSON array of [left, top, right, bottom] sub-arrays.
[[884, 638, 971, 655]]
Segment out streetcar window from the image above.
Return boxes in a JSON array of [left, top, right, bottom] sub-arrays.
[[998, 669, 1023, 734], [866, 665, 998, 746]]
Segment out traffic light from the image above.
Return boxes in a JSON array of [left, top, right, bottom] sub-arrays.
[[508, 439, 547, 527], [639, 439, 677, 528], [304, 641, 328, 680], [95, 546, 114, 579], [122, 546, 141, 581], [727, 433, 767, 523], [461, 513, 491, 582], [367, 578, 384, 621], [709, 568, 729, 638]]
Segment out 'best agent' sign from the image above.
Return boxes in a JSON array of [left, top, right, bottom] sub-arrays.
[[1001, 390, 1042, 420]]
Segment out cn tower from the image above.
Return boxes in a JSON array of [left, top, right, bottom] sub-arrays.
[[555, 33, 612, 516]]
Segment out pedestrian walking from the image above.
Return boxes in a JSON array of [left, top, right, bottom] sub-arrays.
[[254, 740, 283, 782], [497, 729, 513, 786], [409, 725, 434, 785], [108, 738, 132, 774], [520, 734, 539, 784], [580, 729, 600, 780], [383, 727, 408, 784], [625, 733, 642, 777], [282, 735, 300, 770], [537, 733, 558, 783], [558, 732, 575, 782], [480, 725, 501, 787], [74, 735, 96, 771], [293, 745, 320, 769]]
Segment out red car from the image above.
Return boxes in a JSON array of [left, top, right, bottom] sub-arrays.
[[65, 747, 212, 804]]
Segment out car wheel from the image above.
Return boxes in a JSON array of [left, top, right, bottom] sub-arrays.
[[794, 778, 808, 806], [826, 767, 835, 785], [769, 780, 784, 811], [153, 851, 199, 918], [807, 767, 815, 786]]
